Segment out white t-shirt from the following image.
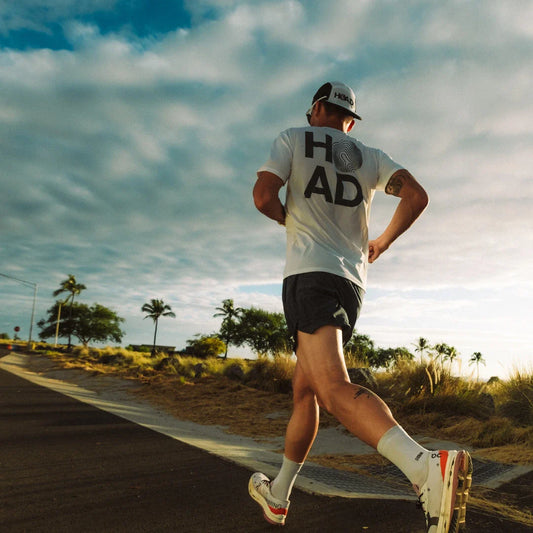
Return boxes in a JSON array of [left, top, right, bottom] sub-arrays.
[[258, 126, 403, 290]]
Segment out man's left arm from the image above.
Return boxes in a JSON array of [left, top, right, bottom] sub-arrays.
[[368, 169, 429, 263]]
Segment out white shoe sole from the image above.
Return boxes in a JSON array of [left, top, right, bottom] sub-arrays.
[[248, 476, 287, 526], [438, 450, 473, 533]]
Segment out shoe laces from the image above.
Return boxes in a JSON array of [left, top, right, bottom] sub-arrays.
[[257, 478, 272, 493], [416, 495, 428, 512], [414, 486, 428, 514]]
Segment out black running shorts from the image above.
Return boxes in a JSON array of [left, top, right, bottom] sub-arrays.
[[282, 272, 364, 350]]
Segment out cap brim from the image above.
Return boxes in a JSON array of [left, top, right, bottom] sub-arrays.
[[306, 98, 362, 122]]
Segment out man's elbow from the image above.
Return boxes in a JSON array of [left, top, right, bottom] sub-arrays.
[[415, 189, 430, 215], [253, 172, 284, 213], [419, 189, 430, 210], [253, 188, 268, 212]]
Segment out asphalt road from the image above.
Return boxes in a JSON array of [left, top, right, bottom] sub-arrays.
[[0, 367, 528, 532]]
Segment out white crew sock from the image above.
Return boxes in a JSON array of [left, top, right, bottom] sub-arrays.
[[377, 425, 429, 488], [271, 456, 303, 501]]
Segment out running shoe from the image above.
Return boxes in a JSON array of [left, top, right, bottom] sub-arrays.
[[414, 450, 473, 533], [248, 472, 290, 526]]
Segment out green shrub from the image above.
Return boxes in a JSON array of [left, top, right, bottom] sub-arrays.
[[126, 344, 151, 353], [184, 335, 226, 359]]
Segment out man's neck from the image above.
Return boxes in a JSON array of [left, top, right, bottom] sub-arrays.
[[315, 118, 349, 133]]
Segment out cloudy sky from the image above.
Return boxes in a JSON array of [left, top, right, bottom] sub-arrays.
[[1, 0, 531, 379]]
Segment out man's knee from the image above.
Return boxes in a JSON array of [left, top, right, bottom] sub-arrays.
[[314, 379, 351, 415], [292, 378, 316, 406]]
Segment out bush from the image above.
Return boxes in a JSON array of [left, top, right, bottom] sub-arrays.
[[377, 358, 437, 399], [126, 344, 152, 353], [472, 417, 529, 447], [185, 335, 226, 359], [153, 354, 207, 378], [403, 389, 495, 419], [72, 345, 90, 359], [245, 355, 295, 393], [493, 368, 533, 426], [153, 356, 179, 374], [97, 347, 134, 367], [224, 363, 245, 381], [376, 359, 497, 419]]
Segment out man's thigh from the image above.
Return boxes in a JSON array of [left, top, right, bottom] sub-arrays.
[[295, 325, 350, 391], [283, 272, 363, 350]]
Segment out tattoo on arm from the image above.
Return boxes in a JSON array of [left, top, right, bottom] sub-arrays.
[[353, 387, 372, 401], [385, 174, 404, 196]]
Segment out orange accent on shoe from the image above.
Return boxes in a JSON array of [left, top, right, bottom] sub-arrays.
[[269, 506, 288, 516], [440, 450, 449, 480]]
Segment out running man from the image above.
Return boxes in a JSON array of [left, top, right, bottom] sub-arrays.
[[249, 81, 472, 533]]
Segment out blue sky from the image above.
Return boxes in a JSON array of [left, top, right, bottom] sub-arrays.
[[1, 1, 192, 50], [1, 0, 532, 379]]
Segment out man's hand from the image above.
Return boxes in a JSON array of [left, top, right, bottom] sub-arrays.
[[368, 238, 388, 263]]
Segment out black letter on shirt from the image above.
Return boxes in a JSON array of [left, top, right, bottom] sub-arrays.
[[305, 132, 333, 163], [305, 166, 333, 203], [334, 173, 363, 207]]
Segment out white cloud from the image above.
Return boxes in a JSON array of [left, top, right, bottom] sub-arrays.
[[0, 0, 531, 377]]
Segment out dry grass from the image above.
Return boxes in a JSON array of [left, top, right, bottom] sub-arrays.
[[474, 445, 533, 465], [134, 374, 292, 439]]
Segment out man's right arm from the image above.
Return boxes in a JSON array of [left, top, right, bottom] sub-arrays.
[[368, 169, 429, 263], [253, 171, 286, 225]]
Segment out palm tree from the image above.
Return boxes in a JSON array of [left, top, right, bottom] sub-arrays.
[[413, 337, 430, 362], [434, 343, 459, 372], [444, 345, 459, 372], [214, 299, 243, 358], [469, 351, 486, 381], [142, 299, 176, 356], [53, 274, 86, 349], [433, 342, 448, 369]]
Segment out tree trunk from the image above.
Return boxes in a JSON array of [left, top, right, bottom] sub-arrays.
[[67, 297, 74, 351], [152, 319, 158, 356], [54, 304, 62, 347]]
